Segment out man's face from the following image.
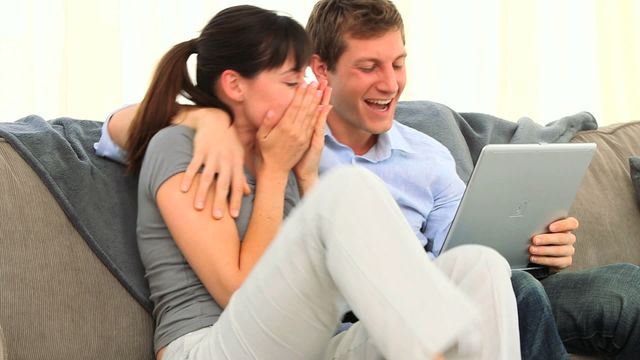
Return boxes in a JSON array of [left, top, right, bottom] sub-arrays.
[[322, 30, 406, 144]]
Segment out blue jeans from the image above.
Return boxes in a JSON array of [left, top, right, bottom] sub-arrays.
[[514, 263, 640, 360], [512, 270, 569, 360]]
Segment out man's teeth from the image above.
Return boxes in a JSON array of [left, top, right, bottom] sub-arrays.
[[366, 99, 392, 105]]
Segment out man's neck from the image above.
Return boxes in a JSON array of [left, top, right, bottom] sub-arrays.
[[326, 117, 378, 156]]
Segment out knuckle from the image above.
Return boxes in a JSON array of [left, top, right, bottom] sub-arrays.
[[201, 168, 215, 177], [216, 179, 230, 190]]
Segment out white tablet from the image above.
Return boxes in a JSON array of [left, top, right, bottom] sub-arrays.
[[440, 143, 596, 271]]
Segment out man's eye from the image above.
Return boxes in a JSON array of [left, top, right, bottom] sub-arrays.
[[359, 66, 375, 73], [393, 63, 404, 70]]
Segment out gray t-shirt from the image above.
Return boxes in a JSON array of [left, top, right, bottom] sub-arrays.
[[137, 125, 300, 352]]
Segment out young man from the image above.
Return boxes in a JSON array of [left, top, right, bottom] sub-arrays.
[[303, 1, 640, 359], [97, 1, 640, 358]]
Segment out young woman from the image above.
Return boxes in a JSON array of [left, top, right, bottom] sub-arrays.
[[125, 5, 520, 360]]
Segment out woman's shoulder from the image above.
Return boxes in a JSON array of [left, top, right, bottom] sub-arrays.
[[139, 125, 196, 195], [147, 125, 195, 152], [144, 125, 196, 164]]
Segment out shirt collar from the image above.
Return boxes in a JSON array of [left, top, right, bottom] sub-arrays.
[[324, 121, 416, 162]]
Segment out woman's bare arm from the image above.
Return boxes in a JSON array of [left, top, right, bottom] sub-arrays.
[[157, 170, 288, 307]]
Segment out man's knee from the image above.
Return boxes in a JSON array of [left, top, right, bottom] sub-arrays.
[[548, 263, 640, 304], [511, 270, 551, 310], [543, 263, 640, 331], [587, 263, 640, 316]]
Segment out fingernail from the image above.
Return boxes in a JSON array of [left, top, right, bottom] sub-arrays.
[[302, 82, 308, 89], [196, 201, 204, 210], [311, 81, 318, 88], [180, 184, 188, 192], [316, 89, 323, 97], [214, 209, 223, 218], [230, 209, 239, 218]]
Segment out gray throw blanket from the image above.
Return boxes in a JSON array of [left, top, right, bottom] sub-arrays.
[[0, 101, 597, 313], [0, 116, 151, 312], [395, 101, 598, 182]]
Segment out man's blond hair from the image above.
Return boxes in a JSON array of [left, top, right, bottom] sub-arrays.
[[306, 0, 404, 71]]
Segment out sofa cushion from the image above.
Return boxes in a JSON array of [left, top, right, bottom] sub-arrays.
[[0, 140, 154, 360], [630, 156, 640, 206], [569, 121, 640, 270]]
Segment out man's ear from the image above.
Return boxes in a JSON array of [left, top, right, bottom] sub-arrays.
[[310, 54, 329, 83], [218, 69, 244, 102]]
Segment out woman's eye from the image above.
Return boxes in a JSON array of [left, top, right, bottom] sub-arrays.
[[285, 82, 299, 88]]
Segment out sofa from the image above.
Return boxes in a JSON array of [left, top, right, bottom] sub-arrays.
[[1, 104, 639, 359]]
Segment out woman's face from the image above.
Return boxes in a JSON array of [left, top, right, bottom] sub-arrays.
[[240, 56, 306, 128]]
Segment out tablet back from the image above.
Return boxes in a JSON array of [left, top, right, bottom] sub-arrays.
[[441, 143, 596, 270]]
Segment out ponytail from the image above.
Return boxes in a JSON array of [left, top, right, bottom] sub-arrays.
[[126, 38, 231, 173]]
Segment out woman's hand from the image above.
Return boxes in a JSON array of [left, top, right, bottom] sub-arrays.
[[293, 81, 332, 194], [255, 82, 325, 178], [176, 107, 250, 219]]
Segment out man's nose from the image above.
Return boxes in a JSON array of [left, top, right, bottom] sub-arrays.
[[376, 64, 399, 94]]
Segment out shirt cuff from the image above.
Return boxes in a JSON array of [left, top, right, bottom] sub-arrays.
[[93, 106, 130, 164]]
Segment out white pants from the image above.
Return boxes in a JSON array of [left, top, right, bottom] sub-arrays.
[[163, 166, 520, 360]]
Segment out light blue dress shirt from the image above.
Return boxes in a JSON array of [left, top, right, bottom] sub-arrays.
[[320, 121, 465, 258], [94, 108, 128, 164], [95, 116, 465, 257]]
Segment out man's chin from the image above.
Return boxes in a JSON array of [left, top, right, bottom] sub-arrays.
[[365, 118, 394, 135]]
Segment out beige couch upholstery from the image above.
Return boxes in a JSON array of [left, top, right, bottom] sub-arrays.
[[1, 121, 639, 359], [569, 121, 640, 270], [0, 141, 153, 359]]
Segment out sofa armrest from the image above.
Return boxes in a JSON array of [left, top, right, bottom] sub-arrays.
[[0, 320, 7, 360], [0, 139, 154, 360]]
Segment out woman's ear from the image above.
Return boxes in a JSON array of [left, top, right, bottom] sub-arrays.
[[310, 54, 329, 83], [218, 69, 244, 102]]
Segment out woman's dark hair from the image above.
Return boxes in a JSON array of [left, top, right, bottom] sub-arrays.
[[126, 5, 311, 172]]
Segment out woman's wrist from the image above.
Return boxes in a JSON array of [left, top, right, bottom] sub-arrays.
[[295, 173, 318, 196], [256, 165, 289, 184]]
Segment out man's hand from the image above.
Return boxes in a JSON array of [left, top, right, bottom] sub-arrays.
[[529, 217, 579, 271], [176, 107, 250, 219]]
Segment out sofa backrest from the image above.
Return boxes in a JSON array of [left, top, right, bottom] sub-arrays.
[[569, 121, 640, 270]]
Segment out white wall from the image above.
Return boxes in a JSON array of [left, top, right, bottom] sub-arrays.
[[1, 0, 638, 125]]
